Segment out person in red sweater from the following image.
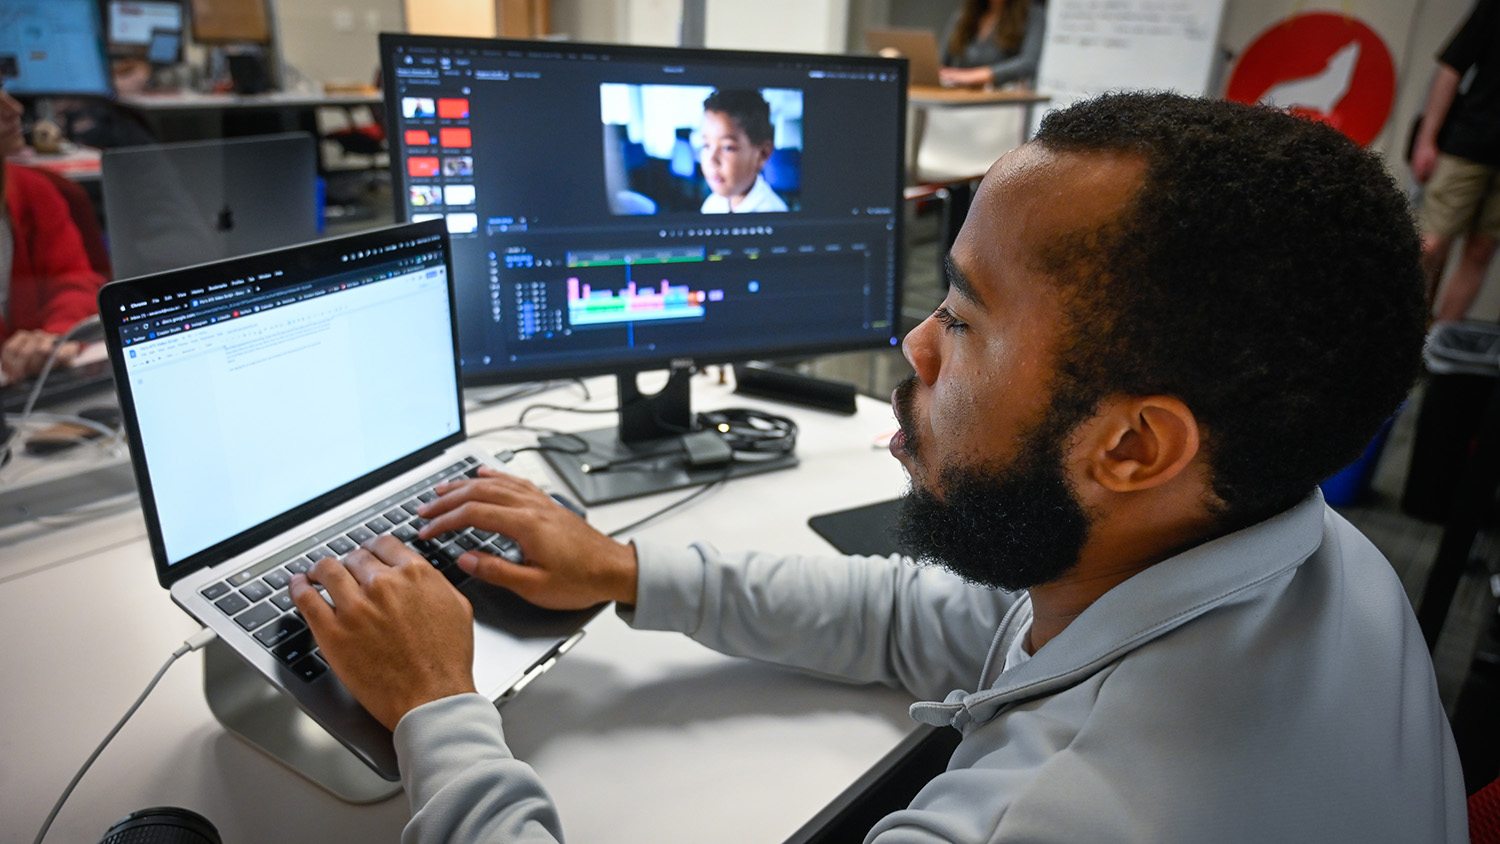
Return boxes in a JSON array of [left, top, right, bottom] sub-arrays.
[[0, 87, 107, 383]]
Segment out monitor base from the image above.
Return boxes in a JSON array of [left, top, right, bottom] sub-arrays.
[[539, 426, 797, 507]]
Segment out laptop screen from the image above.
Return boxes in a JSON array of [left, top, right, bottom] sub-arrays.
[[104, 222, 462, 572]]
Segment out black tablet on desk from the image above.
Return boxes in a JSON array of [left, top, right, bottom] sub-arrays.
[[808, 497, 908, 558]]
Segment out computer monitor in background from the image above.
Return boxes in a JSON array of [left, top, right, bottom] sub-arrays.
[[146, 27, 182, 65], [380, 35, 906, 504], [0, 0, 113, 97], [104, 1, 183, 55]]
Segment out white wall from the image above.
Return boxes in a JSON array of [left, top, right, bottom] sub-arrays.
[[275, 0, 404, 87], [704, 0, 848, 53], [551, 0, 628, 42]]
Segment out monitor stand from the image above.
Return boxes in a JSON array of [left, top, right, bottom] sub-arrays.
[[539, 368, 797, 507], [202, 638, 401, 803]]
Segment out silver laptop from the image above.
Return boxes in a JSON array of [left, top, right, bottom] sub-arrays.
[[99, 220, 597, 781], [865, 27, 943, 86], [101, 132, 321, 280]]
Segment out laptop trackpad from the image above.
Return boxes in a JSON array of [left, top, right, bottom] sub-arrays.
[[462, 580, 599, 695]]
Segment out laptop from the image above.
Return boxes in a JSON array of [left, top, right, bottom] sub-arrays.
[[98, 220, 599, 780], [865, 27, 943, 86], [101, 132, 320, 280]]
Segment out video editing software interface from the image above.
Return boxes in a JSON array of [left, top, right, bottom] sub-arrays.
[[383, 36, 905, 385], [110, 229, 460, 569]]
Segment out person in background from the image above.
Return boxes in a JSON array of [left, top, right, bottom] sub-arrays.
[[0, 88, 107, 382], [1410, 0, 1500, 323], [939, 0, 1046, 89], [698, 89, 788, 214]]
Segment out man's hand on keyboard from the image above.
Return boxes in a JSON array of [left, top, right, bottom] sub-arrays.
[[289, 536, 479, 731], [417, 467, 640, 611]]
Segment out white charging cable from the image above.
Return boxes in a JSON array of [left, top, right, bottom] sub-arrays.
[[32, 627, 219, 844]]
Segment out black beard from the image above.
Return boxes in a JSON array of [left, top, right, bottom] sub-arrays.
[[892, 378, 1092, 592]]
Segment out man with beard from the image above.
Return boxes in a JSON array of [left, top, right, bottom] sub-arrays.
[[291, 92, 1465, 842]]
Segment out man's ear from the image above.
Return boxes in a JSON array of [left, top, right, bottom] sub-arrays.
[[1075, 396, 1202, 493]]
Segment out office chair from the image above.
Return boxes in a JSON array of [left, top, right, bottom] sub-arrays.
[[1472, 775, 1500, 843], [30, 165, 112, 280]]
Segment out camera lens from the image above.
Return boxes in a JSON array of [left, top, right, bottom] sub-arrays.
[[99, 807, 220, 844]]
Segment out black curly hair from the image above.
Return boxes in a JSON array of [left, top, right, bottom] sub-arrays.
[[702, 89, 774, 148], [1029, 92, 1427, 531]]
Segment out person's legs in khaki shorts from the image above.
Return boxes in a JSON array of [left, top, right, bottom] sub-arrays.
[[1418, 154, 1500, 321]]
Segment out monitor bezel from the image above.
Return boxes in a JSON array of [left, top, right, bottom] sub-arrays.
[[379, 33, 908, 389]]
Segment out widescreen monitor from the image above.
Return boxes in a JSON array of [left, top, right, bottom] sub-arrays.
[[105, 1, 182, 48], [0, 0, 113, 97], [380, 35, 906, 503]]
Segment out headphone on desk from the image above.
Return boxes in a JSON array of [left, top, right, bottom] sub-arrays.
[[696, 408, 798, 461]]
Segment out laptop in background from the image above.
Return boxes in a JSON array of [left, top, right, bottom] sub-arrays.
[[865, 27, 944, 86], [98, 221, 598, 780], [101, 132, 320, 280]]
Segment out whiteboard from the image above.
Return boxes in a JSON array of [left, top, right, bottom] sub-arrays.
[[1033, 0, 1228, 128]]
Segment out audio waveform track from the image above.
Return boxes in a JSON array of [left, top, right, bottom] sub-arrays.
[[567, 276, 723, 327]]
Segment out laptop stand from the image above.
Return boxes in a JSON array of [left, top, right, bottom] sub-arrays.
[[202, 638, 402, 803]]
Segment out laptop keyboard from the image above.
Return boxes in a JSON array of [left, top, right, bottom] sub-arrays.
[[197, 456, 523, 683]]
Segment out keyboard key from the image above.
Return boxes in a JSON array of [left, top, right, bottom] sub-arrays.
[[289, 654, 328, 683], [392, 524, 418, 542], [327, 537, 356, 555], [366, 516, 393, 534], [471, 529, 496, 541], [240, 580, 273, 603], [253, 614, 306, 648], [464, 467, 482, 478], [228, 569, 257, 586], [409, 538, 446, 567], [463, 456, 478, 466], [383, 508, 408, 525], [272, 630, 315, 664], [402, 500, 423, 516], [271, 590, 296, 612], [417, 491, 438, 504], [234, 602, 280, 632], [346, 526, 375, 545], [215, 592, 250, 616], [263, 569, 292, 590], [410, 517, 430, 531], [200, 582, 231, 600], [440, 542, 464, 563], [455, 534, 479, 551]]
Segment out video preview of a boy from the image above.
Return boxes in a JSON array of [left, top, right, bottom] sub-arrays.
[[601, 84, 802, 215]]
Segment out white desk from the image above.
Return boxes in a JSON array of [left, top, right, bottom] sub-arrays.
[[0, 372, 919, 844]]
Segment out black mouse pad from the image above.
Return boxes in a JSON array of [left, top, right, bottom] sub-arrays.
[[808, 497, 908, 557]]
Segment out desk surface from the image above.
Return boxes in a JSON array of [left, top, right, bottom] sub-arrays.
[[0, 374, 919, 844]]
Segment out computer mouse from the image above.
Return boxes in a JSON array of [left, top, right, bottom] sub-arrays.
[[549, 491, 586, 518]]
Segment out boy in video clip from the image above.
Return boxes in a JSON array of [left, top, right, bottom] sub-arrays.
[[698, 89, 788, 214]]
